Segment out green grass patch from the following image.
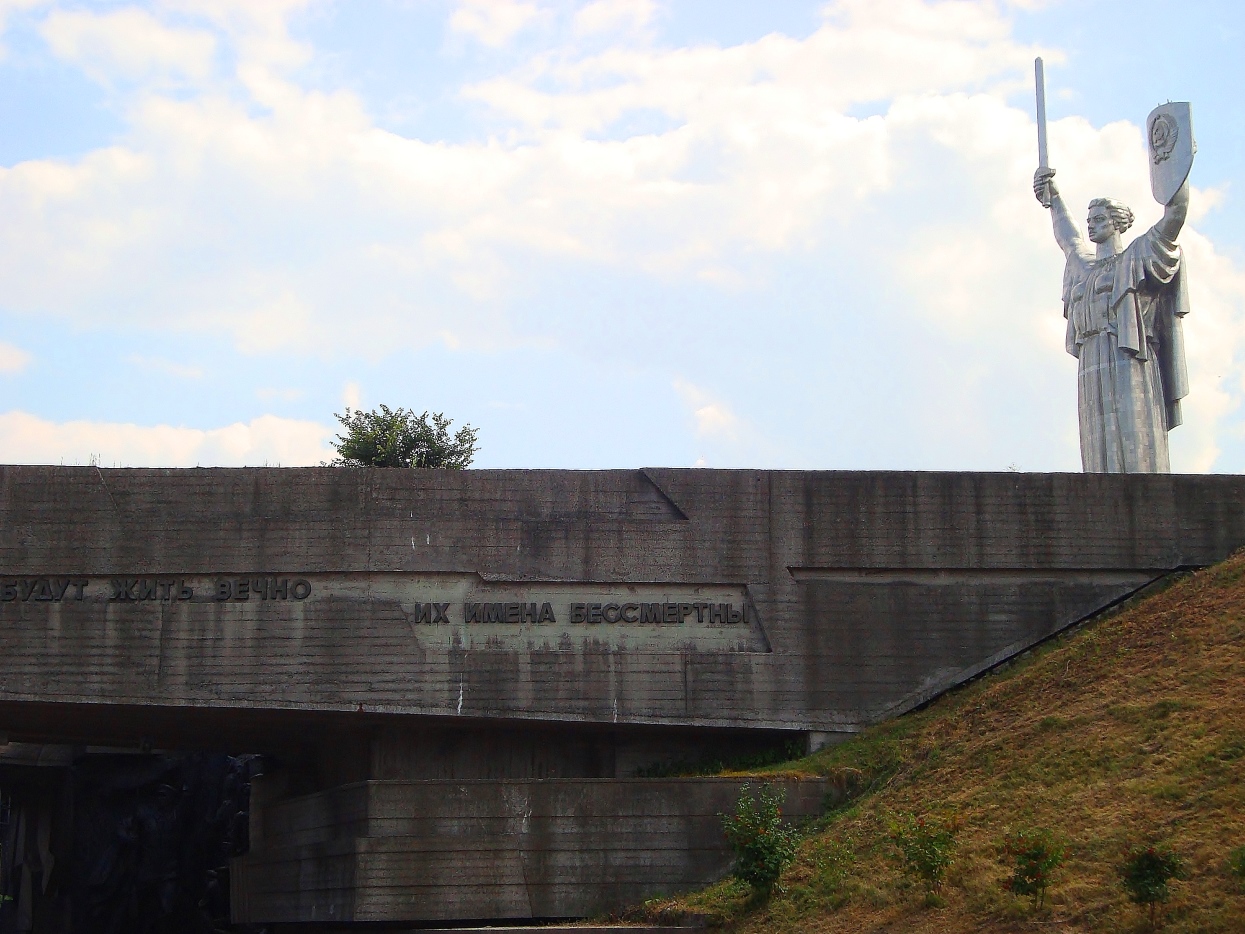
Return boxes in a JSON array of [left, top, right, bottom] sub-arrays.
[[631, 552, 1245, 933]]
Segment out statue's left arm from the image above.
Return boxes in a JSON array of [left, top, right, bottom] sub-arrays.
[[1155, 178, 1190, 242], [1131, 179, 1192, 431], [1159, 180, 1193, 422]]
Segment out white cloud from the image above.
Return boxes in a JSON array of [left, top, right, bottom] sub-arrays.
[[674, 378, 741, 441], [0, 0, 1242, 471], [0, 341, 30, 374], [165, 0, 314, 99], [0, 0, 1048, 354], [40, 8, 216, 83], [574, 0, 655, 36], [0, 411, 334, 466], [1173, 229, 1245, 472], [450, 0, 545, 47]]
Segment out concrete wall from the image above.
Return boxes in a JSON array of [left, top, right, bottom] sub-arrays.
[[4, 466, 1245, 925], [231, 777, 834, 924], [2, 467, 1242, 748]]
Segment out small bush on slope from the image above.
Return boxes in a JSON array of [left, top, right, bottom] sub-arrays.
[[638, 552, 1245, 933], [999, 826, 1066, 910], [722, 783, 800, 897], [887, 811, 960, 897]]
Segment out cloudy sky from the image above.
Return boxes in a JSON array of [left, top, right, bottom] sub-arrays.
[[1, 0, 1243, 472]]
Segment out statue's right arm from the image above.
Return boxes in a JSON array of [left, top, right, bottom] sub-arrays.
[[1047, 190, 1082, 256], [1034, 168, 1080, 256]]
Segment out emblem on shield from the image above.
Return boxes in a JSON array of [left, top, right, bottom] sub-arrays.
[[1147, 102, 1196, 205], [1150, 114, 1177, 164]]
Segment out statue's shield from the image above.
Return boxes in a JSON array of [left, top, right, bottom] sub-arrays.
[[1147, 102, 1195, 205]]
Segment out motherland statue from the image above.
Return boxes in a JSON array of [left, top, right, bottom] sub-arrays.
[[1032, 58, 1192, 473]]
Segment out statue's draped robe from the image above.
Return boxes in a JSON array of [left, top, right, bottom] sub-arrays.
[[1063, 224, 1190, 473]]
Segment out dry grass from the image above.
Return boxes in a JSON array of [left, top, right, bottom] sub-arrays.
[[636, 553, 1245, 932]]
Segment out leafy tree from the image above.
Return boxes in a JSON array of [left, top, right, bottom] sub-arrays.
[[721, 783, 800, 898], [329, 406, 478, 469], [1119, 844, 1185, 928]]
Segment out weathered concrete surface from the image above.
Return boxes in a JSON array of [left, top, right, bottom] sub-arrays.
[[3, 467, 1241, 746], [3, 466, 1244, 926], [231, 777, 831, 924]]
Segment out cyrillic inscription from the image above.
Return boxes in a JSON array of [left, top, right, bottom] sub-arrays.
[[1, 578, 89, 602], [462, 602, 556, 624], [0, 574, 764, 651], [2, 576, 749, 627], [109, 578, 194, 601], [560, 602, 746, 625], [1, 576, 312, 603], [212, 578, 312, 602]]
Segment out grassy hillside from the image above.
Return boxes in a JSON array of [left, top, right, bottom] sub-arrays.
[[636, 553, 1245, 932]]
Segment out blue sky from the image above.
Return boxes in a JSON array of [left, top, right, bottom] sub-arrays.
[[1, 0, 1243, 472]]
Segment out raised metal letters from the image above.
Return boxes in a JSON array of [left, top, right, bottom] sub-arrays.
[[0, 576, 314, 604], [1, 578, 88, 602], [0, 573, 763, 652]]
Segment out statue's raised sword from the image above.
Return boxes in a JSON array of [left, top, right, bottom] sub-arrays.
[[1034, 56, 1050, 206]]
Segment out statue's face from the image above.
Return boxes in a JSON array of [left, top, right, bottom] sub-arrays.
[[1087, 205, 1115, 244]]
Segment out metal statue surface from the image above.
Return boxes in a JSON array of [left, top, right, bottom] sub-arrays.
[[1033, 59, 1191, 473]]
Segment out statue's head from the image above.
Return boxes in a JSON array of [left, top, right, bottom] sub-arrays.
[[1086, 197, 1134, 243]]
